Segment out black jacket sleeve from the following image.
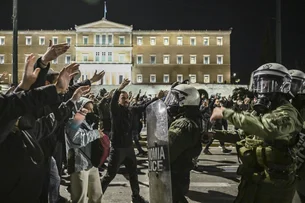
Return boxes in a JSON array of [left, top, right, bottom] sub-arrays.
[[0, 85, 60, 143], [30, 57, 51, 89], [34, 100, 76, 141], [131, 97, 158, 113], [110, 89, 121, 114]]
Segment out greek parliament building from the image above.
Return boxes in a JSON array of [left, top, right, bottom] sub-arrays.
[[0, 18, 231, 85]]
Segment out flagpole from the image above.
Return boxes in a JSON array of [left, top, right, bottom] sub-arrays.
[[104, 1, 107, 19], [276, 0, 282, 63]]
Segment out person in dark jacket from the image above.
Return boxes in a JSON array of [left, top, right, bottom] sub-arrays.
[[101, 79, 161, 203], [0, 54, 83, 203]]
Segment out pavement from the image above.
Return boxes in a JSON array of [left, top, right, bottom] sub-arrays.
[[60, 147, 240, 203]]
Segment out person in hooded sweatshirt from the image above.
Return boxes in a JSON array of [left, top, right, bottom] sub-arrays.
[[65, 97, 104, 203]]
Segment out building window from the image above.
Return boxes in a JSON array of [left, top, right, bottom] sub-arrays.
[[0, 55, 4, 64], [177, 74, 183, 82], [203, 37, 209, 46], [163, 37, 169, 45], [26, 36, 32, 45], [150, 74, 156, 83], [177, 37, 183, 45], [119, 75, 123, 84], [95, 35, 100, 45], [217, 55, 224, 64], [150, 55, 156, 64], [107, 52, 113, 62], [137, 37, 143, 45], [83, 36, 88, 45], [204, 74, 210, 83], [163, 55, 170, 64], [217, 37, 223, 46], [39, 37, 45, 45], [163, 74, 170, 83], [203, 55, 210, 64], [150, 37, 156, 45], [65, 55, 71, 64], [190, 55, 197, 64], [217, 74, 224, 83], [119, 54, 125, 63], [66, 37, 71, 45], [189, 74, 197, 83], [0, 37, 5, 45], [177, 55, 183, 64], [82, 54, 88, 62], [101, 35, 106, 45], [108, 35, 113, 45], [101, 52, 106, 62], [137, 74, 143, 83], [190, 37, 196, 46], [52, 37, 58, 45], [52, 58, 58, 64], [137, 55, 143, 64], [119, 36, 125, 45], [95, 52, 100, 62]]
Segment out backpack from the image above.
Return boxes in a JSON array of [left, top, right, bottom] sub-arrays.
[[91, 133, 110, 168]]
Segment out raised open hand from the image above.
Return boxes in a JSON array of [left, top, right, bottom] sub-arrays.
[[71, 85, 91, 102], [89, 70, 105, 84], [55, 63, 79, 94], [18, 54, 41, 90], [118, 78, 130, 91], [41, 40, 70, 65]]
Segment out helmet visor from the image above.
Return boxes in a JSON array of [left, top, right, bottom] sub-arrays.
[[291, 78, 305, 95], [250, 74, 290, 94], [164, 91, 180, 107]]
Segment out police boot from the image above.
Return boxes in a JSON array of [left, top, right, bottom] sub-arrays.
[[131, 195, 149, 203]]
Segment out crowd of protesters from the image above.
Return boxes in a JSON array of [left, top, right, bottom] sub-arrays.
[[0, 38, 257, 203]]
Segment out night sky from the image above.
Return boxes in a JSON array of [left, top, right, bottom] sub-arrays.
[[0, 0, 304, 84]]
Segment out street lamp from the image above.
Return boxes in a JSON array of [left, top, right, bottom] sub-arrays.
[[233, 73, 236, 77], [12, 0, 18, 85]]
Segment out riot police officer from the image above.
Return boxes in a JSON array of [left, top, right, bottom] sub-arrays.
[[210, 63, 303, 203], [164, 84, 203, 203], [289, 69, 305, 203]]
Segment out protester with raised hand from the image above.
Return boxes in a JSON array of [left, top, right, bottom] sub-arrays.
[[0, 79, 90, 203], [101, 78, 163, 203], [0, 54, 77, 133], [31, 40, 70, 89]]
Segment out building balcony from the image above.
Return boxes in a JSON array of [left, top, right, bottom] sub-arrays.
[[77, 61, 132, 64], [75, 43, 132, 47]]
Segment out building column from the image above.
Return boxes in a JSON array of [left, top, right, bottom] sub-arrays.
[[109, 72, 112, 85]]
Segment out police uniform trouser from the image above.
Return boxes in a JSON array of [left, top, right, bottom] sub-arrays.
[[171, 172, 190, 203], [101, 146, 140, 196], [234, 174, 296, 203]]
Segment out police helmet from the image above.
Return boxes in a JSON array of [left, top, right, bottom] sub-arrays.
[[249, 63, 292, 94], [164, 84, 200, 107], [289, 69, 305, 95]]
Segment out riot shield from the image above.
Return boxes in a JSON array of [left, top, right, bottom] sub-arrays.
[[146, 100, 172, 203]]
